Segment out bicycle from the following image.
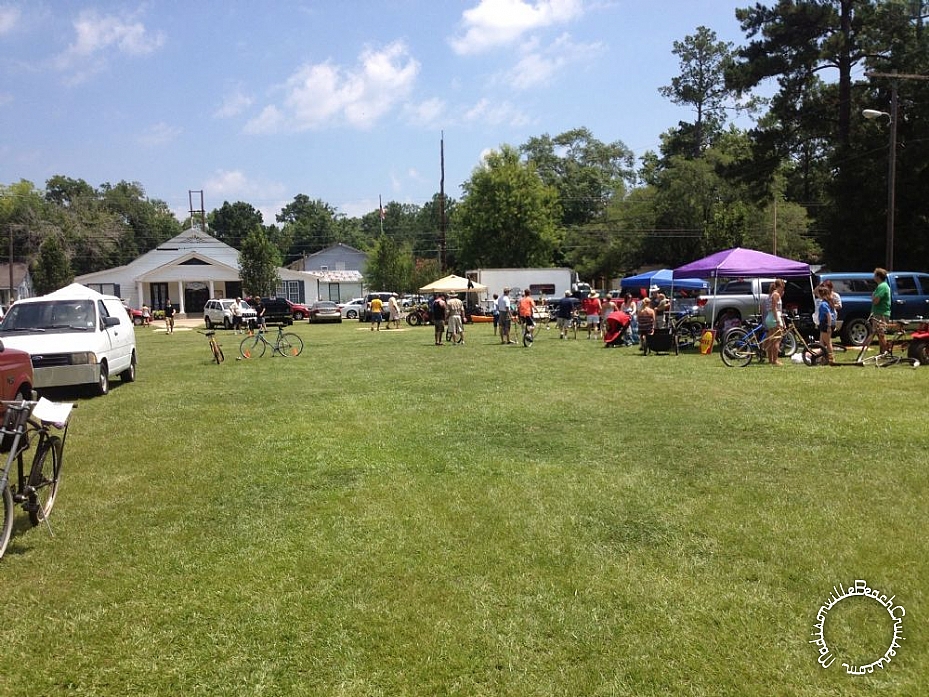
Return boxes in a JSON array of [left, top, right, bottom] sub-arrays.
[[239, 324, 304, 358], [852, 317, 920, 368], [669, 307, 704, 350], [1, 398, 75, 559], [198, 330, 225, 364]]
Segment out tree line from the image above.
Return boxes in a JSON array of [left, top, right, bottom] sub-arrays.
[[4, 1, 929, 296]]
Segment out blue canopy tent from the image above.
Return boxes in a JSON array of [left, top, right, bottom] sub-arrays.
[[620, 268, 707, 292]]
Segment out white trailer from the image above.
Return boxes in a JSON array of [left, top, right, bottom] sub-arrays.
[[465, 268, 579, 300]]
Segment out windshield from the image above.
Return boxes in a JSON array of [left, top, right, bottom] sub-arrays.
[[0, 300, 96, 332]]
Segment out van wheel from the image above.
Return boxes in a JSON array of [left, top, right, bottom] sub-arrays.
[[96, 362, 109, 396], [121, 351, 137, 383], [223, 317, 231, 330]]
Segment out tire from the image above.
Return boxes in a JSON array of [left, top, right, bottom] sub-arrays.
[[802, 342, 827, 366], [278, 333, 304, 357], [779, 331, 798, 357], [121, 351, 137, 382], [204, 316, 213, 330], [714, 310, 741, 341], [908, 339, 929, 363], [523, 326, 533, 347], [721, 329, 753, 367], [347, 310, 358, 320], [132, 316, 143, 326], [0, 485, 13, 559], [28, 435, 62, 526], [96, 362, 109, 396], [842, 317, 871, 346], [240, 335, 265, 359], [223, 317, 232, 330], [677, 322, 703, 350], [293, 312, 304, 321], [407, 313, 421, 327]]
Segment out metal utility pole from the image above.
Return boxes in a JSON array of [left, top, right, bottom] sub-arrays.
[[440, 132, 447, 272], [188, 190, 206, 230]]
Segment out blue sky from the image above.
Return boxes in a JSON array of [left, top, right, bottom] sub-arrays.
[[0, 1, 762, 224]]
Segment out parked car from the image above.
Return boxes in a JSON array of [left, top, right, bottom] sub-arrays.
[[308, 301, 343, 323], [248, 297, 294, 326], [361, 292, 398, 322], [204, 298, 258, 330], [0, 283, 136, 396], [285, 299, 312, 321], [0, 340, 34, 404], [819, 271, 929, 345], [122, 302, 144, 326], [340, 299, 365, 319]]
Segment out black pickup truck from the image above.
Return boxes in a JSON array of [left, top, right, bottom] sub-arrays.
[[819, 272, 929, 344]]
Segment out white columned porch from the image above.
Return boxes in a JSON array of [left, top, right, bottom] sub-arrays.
[[176, 281, 185, 314]]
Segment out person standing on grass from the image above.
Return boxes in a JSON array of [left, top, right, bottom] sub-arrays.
[[491, 293, 500, 335], [497, 288, 514, 344], [762, 279, 785, 366], [816, 284, 837, 365], [370, 295, 384, 331], [446, 292, 465, 344], [431, 293, 447, 345], [556, 290, 576, 339], [871, 267, 892, 355], [517, 288, 536, 343], [253, 296, 267, 332], [620, 292, 639, 346], [582, 291, 602, 339], [637, 297, 655, 351], [232, 297, 243, 334], [164, 299, 176, 334], [387, 294, 401, 329]]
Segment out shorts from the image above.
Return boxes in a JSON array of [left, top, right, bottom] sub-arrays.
[[557, 317, 573, 330], [869, 314, 889, 335], [433, 319, 445, 332], [448, 315, 463, 334], [371, 312, 383, 323], [499, 313, 511, 331], [587, 314, 600, 326], [520, 315, 535, 327]]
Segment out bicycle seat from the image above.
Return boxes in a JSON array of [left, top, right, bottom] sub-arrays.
[[204, 330, 215, 337]]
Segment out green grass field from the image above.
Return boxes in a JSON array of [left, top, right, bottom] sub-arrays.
[[0, 320, 925, 696]]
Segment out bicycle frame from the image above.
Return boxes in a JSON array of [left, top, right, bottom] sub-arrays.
[[853, 318, 919, 367]]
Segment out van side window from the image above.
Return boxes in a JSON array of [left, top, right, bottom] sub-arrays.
[[98, 300, 111, 318], [895, 276, 918, 295]]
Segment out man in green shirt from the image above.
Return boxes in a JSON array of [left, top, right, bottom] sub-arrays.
[[871, 267, 892, 353]]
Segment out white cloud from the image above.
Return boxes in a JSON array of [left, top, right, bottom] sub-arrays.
[[0, 5, 21, 35], [506, 33, 602, 89], [214, 89, 254, 119], [450, 0, 584, 55], [138, 122, 181, 147], [245, 41, 419, 133], [55, 9, 165, 81], [464, 98, 531, 127]]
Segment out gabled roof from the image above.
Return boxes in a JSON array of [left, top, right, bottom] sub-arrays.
[[0, 262, 31, 289], [304, 242, 366, 259]]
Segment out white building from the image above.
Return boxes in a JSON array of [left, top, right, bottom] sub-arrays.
[[75, 228, 325, 315]]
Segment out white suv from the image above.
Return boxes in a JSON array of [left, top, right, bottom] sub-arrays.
[[204, 299, 257, 330]]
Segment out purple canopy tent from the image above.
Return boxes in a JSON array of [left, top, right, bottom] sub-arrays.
[[672, 247, 814, 325]]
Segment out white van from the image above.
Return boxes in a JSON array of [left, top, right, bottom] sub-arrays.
[[0, 283, 137, 396]]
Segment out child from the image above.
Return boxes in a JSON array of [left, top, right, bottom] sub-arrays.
[[817, 285, 837, 365]]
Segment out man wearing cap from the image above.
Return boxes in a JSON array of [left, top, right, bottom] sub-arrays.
[[446, 292, 465, 345], [556, 290, 577, 339], [497, 288, 514, 344], [582, 291, 602, 339]]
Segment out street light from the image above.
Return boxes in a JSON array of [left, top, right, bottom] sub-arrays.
[[863, 91, 898, 271]]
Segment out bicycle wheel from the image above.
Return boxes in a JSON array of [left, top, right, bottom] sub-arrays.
[[278, 333, 304, 357], [211, 341, 223, 364], [779, 331, 798, 357], [28, 435, 62, 526], [523, 325, 534, 347], [240, 335, 266, 359], [721, 329, 753, 367], [0, 483, 12, 559]]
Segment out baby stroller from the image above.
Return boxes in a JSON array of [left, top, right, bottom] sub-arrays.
[[603, 310, 631, 348]]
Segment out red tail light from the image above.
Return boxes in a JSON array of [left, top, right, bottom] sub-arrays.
[[697, 298, 708, 307]]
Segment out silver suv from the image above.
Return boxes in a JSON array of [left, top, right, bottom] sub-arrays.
[[204, 299, 257, 330]]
